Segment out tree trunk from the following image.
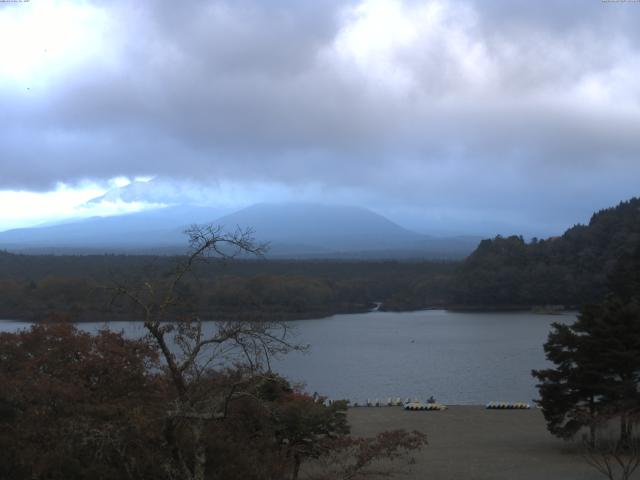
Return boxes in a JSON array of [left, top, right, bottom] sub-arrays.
[[589, 423, 597, 448], [192, 419, 207, 480], [163, 417, 192, 479], [588, 396, 597, 447], [292, 454, 301, 480], [620, 415, 631, 450]]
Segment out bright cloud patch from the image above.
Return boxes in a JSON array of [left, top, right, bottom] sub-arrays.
[[0, 0, 110, 86], [0, 180, 159, 231]]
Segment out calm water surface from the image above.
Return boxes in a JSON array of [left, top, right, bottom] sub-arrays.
[[0, 310, 575, 404]]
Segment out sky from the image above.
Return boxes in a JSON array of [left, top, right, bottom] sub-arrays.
[[1, 0, 639, 236]]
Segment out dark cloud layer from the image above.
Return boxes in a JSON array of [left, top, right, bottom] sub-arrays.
[[1, 0, 639, 234]]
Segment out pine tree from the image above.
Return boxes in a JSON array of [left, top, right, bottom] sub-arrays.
[[533, 320, 604, 444], [534, 241, 640, 446]]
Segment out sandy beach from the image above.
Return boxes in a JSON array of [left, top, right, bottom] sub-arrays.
[[348, 406, 608, 480]]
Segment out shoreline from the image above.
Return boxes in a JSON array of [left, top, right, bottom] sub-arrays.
[[0, 304, 576, 324]]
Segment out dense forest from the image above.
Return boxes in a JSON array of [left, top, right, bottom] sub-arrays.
[[452, 197, 640, 308], [0, 197, 638, 321], [0, 253, 455, 322]]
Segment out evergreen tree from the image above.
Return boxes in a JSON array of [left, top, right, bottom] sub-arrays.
[[533, 297, 640, 446], [608, 244, 640, 303], [579, 299, 640, 446], [533, 320, 604, 444]]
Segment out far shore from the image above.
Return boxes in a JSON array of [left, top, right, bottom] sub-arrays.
[[348, 406, 603, 480], [0, 304, 578, 324]]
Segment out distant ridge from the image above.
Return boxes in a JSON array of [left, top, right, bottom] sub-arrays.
[[0, 205, 229, 252], [0, 202, 480, 259], [215, 203, 421, 252]]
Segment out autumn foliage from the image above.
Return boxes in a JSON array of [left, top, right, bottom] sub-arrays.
[[0, 323, 165, 479], [0, 324, 425, 480]]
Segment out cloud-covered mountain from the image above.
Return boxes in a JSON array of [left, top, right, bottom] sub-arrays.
[[214, 203, 480, 258], [0, 206, 229, 253], [0, 203, 480, 258], [85, 178, 222, 207]]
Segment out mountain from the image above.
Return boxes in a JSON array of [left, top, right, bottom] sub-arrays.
[[453, 197, 640, 307], [0, 203, 480, 259], [215, 203, 480, 258], [0, 205, 230, 253], [215, 203, 414, 251]]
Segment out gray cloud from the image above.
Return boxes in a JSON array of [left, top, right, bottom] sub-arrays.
[[1, 0, 640, 235]]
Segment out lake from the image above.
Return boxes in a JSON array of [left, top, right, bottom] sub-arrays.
[[0, 310, 574, 405]]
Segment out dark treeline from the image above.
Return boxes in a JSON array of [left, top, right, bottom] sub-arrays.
[[0, 253, 456, 321]]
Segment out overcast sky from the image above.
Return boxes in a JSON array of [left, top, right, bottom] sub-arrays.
[[1, 0, 639, 235]]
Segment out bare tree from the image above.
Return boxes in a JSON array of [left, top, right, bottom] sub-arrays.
[[112, 225, 301, 480], [583, 438, 640, 480], [582, 413, 640, 480]]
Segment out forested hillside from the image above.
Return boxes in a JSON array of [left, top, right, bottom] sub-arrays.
[[452, 198, 640, 307], [0, 253, 455, 321]]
